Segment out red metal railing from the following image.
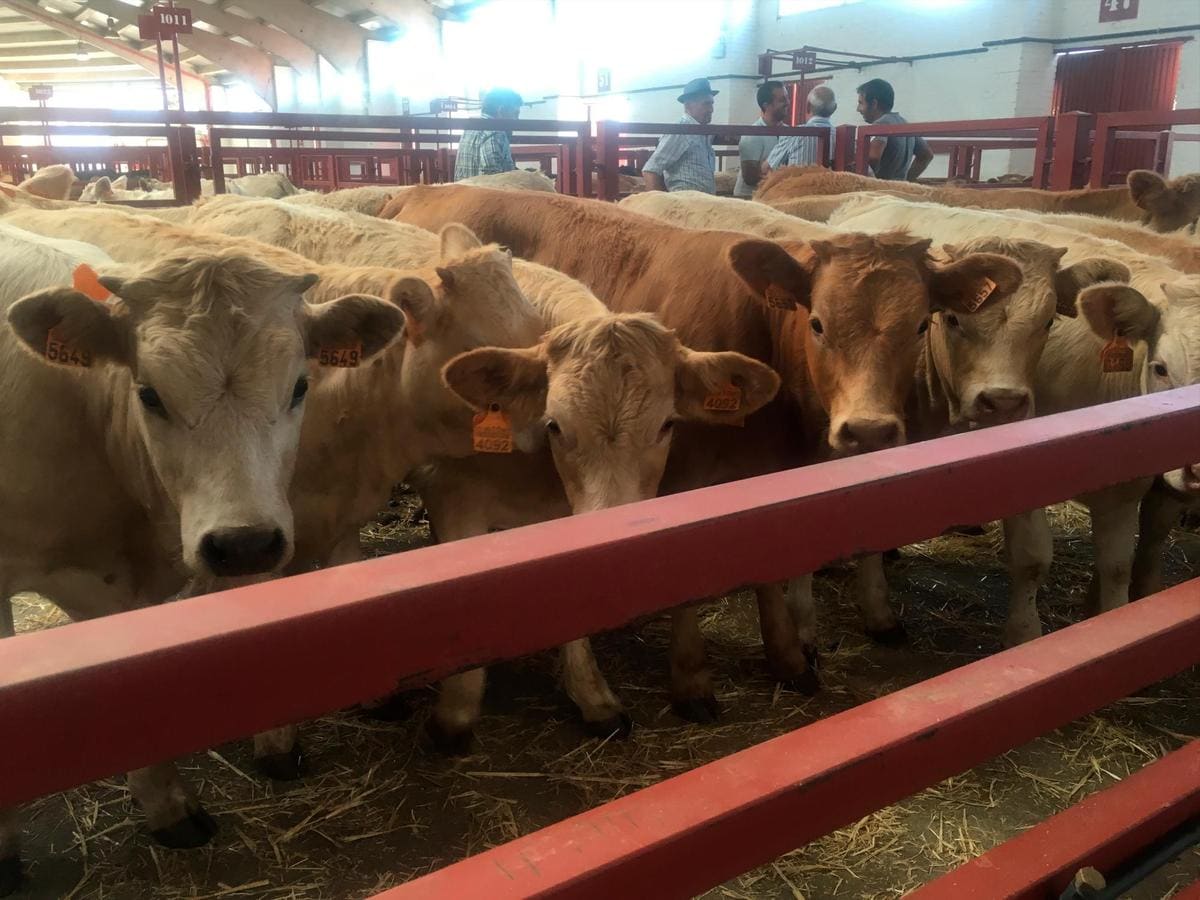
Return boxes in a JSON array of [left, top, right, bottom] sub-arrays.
[[1090, 108, 1200, 188], [3, 388, 1200, 897]]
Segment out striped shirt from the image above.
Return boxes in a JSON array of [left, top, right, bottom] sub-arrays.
[[454, 115, 516, 180], [766, 115, 835, 170], [643, 114, 716, 194]]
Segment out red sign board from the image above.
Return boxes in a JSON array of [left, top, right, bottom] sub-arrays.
[[792, 49, 817, 72], [1098, 0, 1138, 22], [27, 84, 52, 101], [151, 5, 192, 35]]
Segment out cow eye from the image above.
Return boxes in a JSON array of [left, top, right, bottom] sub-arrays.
[[290, 375, 309, 409], [546, 418, 562, 437], [809, 317, 824, 336], [1045, 318, 1054, 332], [944, 313, 960, 329], [1152, 361, 1169, 379], [917, 319, 930, 336], [137, 385, 167, 419], [659, 419, 675, 438]]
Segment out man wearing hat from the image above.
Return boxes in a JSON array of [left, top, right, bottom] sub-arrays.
[[642, 77, 718, 193]]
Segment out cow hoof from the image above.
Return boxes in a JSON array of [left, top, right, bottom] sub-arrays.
[[255, 744, 304, 782], [672, 695, 720, 725], [426, 719, 474, 757], [360, 693, 414, 723], [781, 668, 821, 696], [582, 712, 633, 740], [867, 623, 908, 647], [0, 856, 22, 897], [802, 646, 820, 670], [151, 806, 218, 849]]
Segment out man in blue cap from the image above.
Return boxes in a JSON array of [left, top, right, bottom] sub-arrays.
[[643, 77, 718, 193]]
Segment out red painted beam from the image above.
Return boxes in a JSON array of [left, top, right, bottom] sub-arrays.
[[910, 741, 1200, 900], [377, 585, 1200, 900], [2, 389, 1200, 808], [1176, 878, 1200, 900]]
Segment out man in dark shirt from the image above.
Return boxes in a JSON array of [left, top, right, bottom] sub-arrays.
[[856, 78, 933, 182]]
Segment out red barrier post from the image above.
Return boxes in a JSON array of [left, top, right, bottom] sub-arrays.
[[911, 740, 1200, 899], [594, 119, 619, 201], [1049, 112, 1092, 191], [379, 585, 1200, 900], [833, 123, 856, 171]]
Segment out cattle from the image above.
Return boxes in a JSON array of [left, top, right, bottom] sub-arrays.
[[756, 166, 1200, 233], [169, 192, 780, 741], [831, 194, 1200, 631], [383, 183, 1023, 719], [618, 189, 1131, 646], [15, 164, 76, 201], [0, 220, 403, 894], [79, 175, 175, 202], [620, 190, 813, 241], [278, 170, 558, 217]]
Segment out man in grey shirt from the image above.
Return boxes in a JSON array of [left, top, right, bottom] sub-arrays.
[[734, 80, 787, 198], [856, 78, 932, 181]]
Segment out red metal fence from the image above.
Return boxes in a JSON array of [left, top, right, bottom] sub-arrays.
[[2, 107, 1197, 201], [4, 387, 1200, 895]]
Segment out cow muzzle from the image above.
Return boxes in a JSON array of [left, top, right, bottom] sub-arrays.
[[832, 416, 904, 454], [967, 387, 1032, 427], [198, 525, 288, 577]]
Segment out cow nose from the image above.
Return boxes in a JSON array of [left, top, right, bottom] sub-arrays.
[[199, 526, 286, 577], [837, 417, 902, 452], [974, 388, 1030, 423]]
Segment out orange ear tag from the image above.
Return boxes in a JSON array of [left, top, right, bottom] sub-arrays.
[[473, 405, 513, 453], [764, 286, 798, 311], [45, 327, 92, 368], [72, 263, 111, 303], [1100, 334, 1134, 373], [703, 383, 742, 413], [964, 276, 997, 313], [318, 345, 362, 368]]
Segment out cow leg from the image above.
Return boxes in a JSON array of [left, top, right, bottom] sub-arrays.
[[0, 808, 21, 897], [0, 598, 12, 639], [669, 604, 718, 723], [757, 581, 818, 693], [429, 668, 486, 755], [1086, 493, 1143, 614], [560, 638, 631, 738], [1000, 509, 1052, 647], [856, 553, 905, 645], [785, 573, 819, 664], [253, 726, 303, 781], [127, 761, 217, 849], [1131, 482, 1187, 600]]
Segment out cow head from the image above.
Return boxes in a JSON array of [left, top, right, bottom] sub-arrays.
[[386, 223, 546, 452], [1079, 274, 1200, 495], [932, 238, 1132, 428], [443, 313, 779, 512], [1128, 171, 1200, 234], [729, 231, 1023, 455], [7, 250, 403, 579]]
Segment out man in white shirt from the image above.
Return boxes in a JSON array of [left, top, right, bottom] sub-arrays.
[[734, 81, 787, 198]]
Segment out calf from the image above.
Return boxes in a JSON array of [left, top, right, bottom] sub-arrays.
[[384, 184, 1023, 718], [0, 222, 401, 895], [833, 195, 1200, 630], [15, 164, 76, 201], [756, 166, 1200, 232]]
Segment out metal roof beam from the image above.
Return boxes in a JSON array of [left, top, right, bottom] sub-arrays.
[[226, 0, 365, 74], [187, 0, 316, 76]]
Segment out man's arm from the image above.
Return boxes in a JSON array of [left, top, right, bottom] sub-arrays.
[[478, 132, 514, 176], [906, 136, 933, 182], [740, 159, 766, 188], [642, 133, 686, 192], [867, 137, 885, 175], [764, 137, 793, 175]]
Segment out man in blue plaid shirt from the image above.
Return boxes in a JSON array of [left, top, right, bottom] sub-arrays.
[[454, 88, 522, 181], [643, 78, 718, 194]]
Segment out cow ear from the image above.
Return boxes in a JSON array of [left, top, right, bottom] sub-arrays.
[[442, 345, 548, 427], [1054, 258, 1131, 318], [387, 276, 438, 344], [440, 223, 483, 261], [1128, 170, 1167, 210], [728, 239, 813, 311], [929, 252, 1023, 314], [675, 347, 781, 424], [7, 287, 131, 368], [304, 292, 404, 362], [1077, 283, 1158, 344]]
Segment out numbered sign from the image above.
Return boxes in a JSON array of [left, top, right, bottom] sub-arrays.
[[792, 50, 817, 72], [1098, 0, 1138, 22], [28, 84, 52, 101], [151, 5, 193, 35]]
